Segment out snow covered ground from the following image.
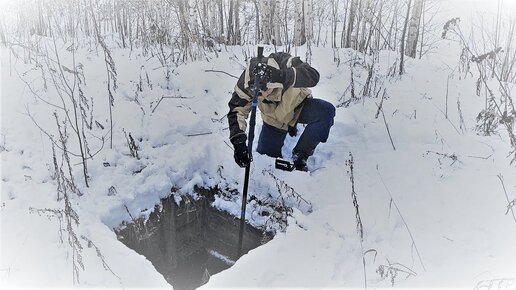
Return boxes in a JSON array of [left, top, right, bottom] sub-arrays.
[[1, 0, 516, 289]]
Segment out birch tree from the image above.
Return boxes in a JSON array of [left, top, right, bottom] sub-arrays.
[[273, 0, 283, 45], [406, 0, 424, 58], [234, 0, 241, 44], [210, 0, 218, 38], [304, 0, 314, 62], [345, 0, 358, 48], [259, 0, 273, 44], [304, 0, 314, 44], [227, 0, 236, 44], [400, 0, 412, 75], [293, 0, 306, 45], [331, 0, 339, 48]]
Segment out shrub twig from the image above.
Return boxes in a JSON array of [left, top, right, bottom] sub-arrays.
[[262, 169, 312, 214], [377, 260, 417, 286], [375, 90, 396, 151], [497, 174, 516, 224], [123, 130, 140, 159], [346, 153, 367, 288], [151, 95, 194, 113], [377, 165, 426, 272], [204, 69, 239, 79], [81, 236, 121, 281]]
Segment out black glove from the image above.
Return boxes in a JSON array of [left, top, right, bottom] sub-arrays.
[[233, 142, 251, 168], [268, 65, 286, 84], [288, 125, 297, 137]]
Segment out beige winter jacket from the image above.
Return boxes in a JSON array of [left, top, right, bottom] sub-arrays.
[[228, 52, 320, 145]]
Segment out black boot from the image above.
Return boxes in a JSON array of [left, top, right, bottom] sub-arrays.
[[292, 151, 309, 171]]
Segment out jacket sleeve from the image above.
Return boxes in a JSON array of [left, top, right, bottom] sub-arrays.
[[272, 52, 320, 89], [228, 70, 252, 145]]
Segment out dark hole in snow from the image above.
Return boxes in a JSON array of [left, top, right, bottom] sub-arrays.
[[115, 187, 274, 290]]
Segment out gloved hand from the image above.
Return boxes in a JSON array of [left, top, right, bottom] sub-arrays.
[[233, 142, 251, 168], [268, 65, 286, 84], [288, 125, 297, 137], [248, 65, 287, 91]]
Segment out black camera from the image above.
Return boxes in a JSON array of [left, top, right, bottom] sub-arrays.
[[249, 62, 272, 93]]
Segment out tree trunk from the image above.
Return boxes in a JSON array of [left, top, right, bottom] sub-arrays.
[[218, 0, 224, 38], [210, 0, 217, 37], [259, 0, 273, 44], [331, 0, 338, 48], [345, 0, 357, 48], [419, 0, 426, 58], [303, 0, 313, 45], [284, 0, 291, 48], [252, 0, 261, 44], [234, 0, 241, 44], [273, 0, 282, 45], [358, 0, 370, 52], [406, 0, 423, 58], [227, 0, 234, 44], [400, 0, 413, 75], [304, 0, 313, 62], [340, 0, 348, 47], [294, 0, 306, 45]]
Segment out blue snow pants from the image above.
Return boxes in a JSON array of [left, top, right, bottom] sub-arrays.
[[256, 98, 336, 158]]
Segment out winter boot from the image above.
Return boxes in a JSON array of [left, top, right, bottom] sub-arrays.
[[292, 151, 309, 172]]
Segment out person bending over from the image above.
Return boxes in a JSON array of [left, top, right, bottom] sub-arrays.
[[228, 52, 335, 171]]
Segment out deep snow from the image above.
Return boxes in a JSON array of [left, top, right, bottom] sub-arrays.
[[1, 0, 516, 289]]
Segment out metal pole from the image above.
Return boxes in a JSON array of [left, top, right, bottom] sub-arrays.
[[237, 46, 263, 257]]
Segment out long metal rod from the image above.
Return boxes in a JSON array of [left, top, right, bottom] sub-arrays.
[[237, 153, 252, 257], [237, 82, 258, 258], [237, 46, 263, 258]]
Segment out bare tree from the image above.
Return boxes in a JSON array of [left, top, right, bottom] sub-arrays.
[[259, 0, 274, 44], [304, 0, 314, 45], [330, 0, 339, 48], [345, 0, 358, 48], [227, 0, 236, 44], [2, 0, 443, 62], [273, 0, 283, 45], [399, 0, 412, 75], [252, 0, 261, 44], [293, 0, 306, 45], [406, 0, 424, 58], [234, 0, 242, 44]]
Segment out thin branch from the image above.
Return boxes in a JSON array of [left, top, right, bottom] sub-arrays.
[[377, 165, 426, 272], [16, 69, 64, 110], [376, 101, 396, 151], [80, 236, 121, 281], [25, 108, 80, 157], [26, 107, 105, 160], [431, 103, 462, 134], [467, 154, 493, 160], [345, 153, 368, 288], [497, 174, 516, 224], [124, 204, 136, 222], [151, 95, 194, 113], [185, 132, 213, 137], [204, 69, 239, 79]]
